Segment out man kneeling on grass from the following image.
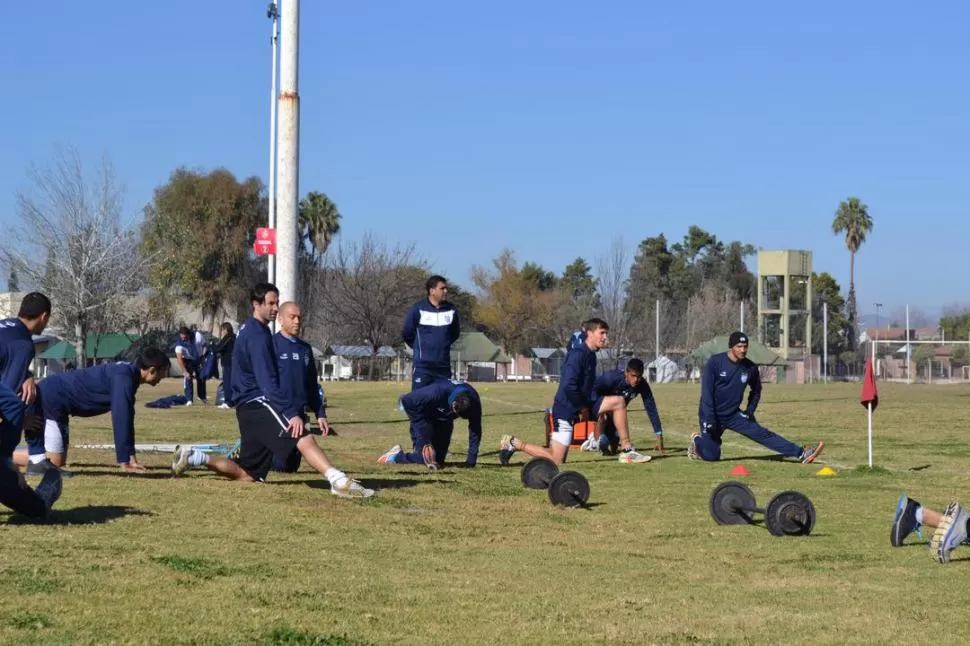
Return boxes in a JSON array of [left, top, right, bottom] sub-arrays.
[[496, 318, 649, 465], [377, 379, 482, 469], [892, 494, 970, 564], [13, 347, 170, 475], [171, 283, 373, 498]]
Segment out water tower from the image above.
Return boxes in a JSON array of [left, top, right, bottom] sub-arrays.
[[756, 250, 813, 360]]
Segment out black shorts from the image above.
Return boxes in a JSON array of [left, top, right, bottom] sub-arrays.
[[235, 399, 306, 481]]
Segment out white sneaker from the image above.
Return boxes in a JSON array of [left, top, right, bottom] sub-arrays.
[[618, 449, 652, 464], [171, 445, 191, 476], [580, 436, 599, 452], [331, 478, 375, 498], [184, 400, 193, 407], [217, 403, 230, 410]]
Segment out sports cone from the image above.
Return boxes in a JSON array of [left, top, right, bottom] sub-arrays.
[[729, 464, 750, 476], [816, 466, 837, 477]]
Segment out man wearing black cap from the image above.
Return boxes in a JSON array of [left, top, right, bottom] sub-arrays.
[[688, 331, 824, 463]]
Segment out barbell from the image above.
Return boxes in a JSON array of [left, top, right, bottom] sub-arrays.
[[709, 481, 816, 536], [520, 457, 590, 508]]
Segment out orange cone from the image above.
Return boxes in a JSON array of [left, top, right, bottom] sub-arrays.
[[729, 464, 750, 476]]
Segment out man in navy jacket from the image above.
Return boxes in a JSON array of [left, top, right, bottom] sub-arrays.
[[0, 292, 61, 518], [171, 284, 373, 498], [267, 301, 329, 472], [378, 379, 482, 469], [402, 275, 460, 390], [581, 358, 661, 462], [500, 317, 609, 465], [14, 347, 170, 473], [689, 331, 824, 463]]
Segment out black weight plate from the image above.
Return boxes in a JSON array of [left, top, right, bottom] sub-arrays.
[[765, 491, 816, 536], [521, 457, 559, 489], [548, 471, 590, 507], [709, 481, 757, 525]]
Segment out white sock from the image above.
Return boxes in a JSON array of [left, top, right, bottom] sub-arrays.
[[28, 454, 47, 464], [188, 450, 209, 467], [324, 467, 347, 488]]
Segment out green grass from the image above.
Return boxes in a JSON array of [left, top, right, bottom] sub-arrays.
[[4, 378, 970, 644]]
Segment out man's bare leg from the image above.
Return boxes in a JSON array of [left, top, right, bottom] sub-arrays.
[[203, 457, 255, 481], [295, 435, 335, 473], [595, 397, 634, 450], [12, 449, 66, 468], [508, 437, 569, 465]]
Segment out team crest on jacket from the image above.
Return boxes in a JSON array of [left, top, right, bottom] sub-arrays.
[[741, 372, 749, 383]]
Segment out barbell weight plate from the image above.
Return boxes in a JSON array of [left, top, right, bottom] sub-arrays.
[[521, 457, 559, 489], [764, 491, 816, 536], [547, 471, 590, 507], [709, 481, 758, 525]]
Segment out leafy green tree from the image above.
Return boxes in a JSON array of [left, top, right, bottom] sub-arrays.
[[811, 272, 852, 363], [141, 168, 265, 325], [832, 196, 874, 344], [298, 191, 341, 263]]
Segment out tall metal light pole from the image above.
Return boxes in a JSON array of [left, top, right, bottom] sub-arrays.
[[266, 1, 279, 286], [276, 0, 300, 303]]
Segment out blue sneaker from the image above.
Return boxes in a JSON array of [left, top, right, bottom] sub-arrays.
[[34, 468, 63, 517], [890, 495, 922, 546], [377, 445, 402, 464], [931, 501, 970, 564]]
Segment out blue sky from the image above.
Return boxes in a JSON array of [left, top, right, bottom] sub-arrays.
[[2, 1, 967, 321]]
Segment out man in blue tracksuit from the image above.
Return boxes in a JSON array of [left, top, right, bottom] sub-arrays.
[[499, 317, 609, 465], [170, 284, 373, 498], [0, 292, 61, 518], [174, 326, 207, 405], [15, 348, 170, 474], [378, 379, 482, 470], [583, 358, 663, 461], [402, 274, 460, 391], [689, 331, 824, 463], [267, 301, 328, 473]]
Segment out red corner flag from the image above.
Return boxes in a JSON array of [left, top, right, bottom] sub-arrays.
[[860, 357, 878, 412]]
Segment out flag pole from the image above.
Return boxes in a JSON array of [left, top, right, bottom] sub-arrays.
[[868, 340, 874, 467]]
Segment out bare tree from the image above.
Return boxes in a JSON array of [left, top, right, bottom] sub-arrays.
[[683, 282, 746, 349], [2, 149, 148, 363], [319, 233, 427, 379], [595, 237, 633, 368]]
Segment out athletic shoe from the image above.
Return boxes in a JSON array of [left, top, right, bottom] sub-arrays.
[[618, 449, 651, 464], [687, 433, 700, 461], [26, 459, 73, 478], [331, 478, 375, 498], [421, 444, 437, 471], [377, 445, 402, 464], [184, 400, 193, 406], [35, 468, 63, 515], [931, 501, 970, 564], [799, 441, 825, 464], [499, 435, 517, 465], [890, 495, 922, 546], [171, 445, 192, 476], [580, 436, 599, 452], [217, 403, 231, 410]]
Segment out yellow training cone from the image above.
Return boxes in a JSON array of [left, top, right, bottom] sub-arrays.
[[816, 466, 837, 477]]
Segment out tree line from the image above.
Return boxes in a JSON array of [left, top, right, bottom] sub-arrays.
[[4, 149, 954, 374]]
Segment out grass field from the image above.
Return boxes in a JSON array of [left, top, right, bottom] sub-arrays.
[[4, 378, 970, 645]]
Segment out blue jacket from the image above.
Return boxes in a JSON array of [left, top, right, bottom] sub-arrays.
[[699, 352, 762, 425], [0, 318, 35, 395], [594, 368, 664, 435], [552, 344, 597, 422], [273, 332, 324, 421], [230, 316, 299, 419], [174, 338, 199, 366], [400, 379, 482, 465], [402, 299, 460, 372], [38, 362, 142, 464]]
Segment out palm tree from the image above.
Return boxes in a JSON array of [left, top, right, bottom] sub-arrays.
[[298, 191, 342, 263], [831, 196, 873, 347]]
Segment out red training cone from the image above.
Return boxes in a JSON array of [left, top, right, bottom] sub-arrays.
[[729, 464, 750, 476]]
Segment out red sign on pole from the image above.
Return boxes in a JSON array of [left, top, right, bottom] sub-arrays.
[[253, 227, 277, 255]]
